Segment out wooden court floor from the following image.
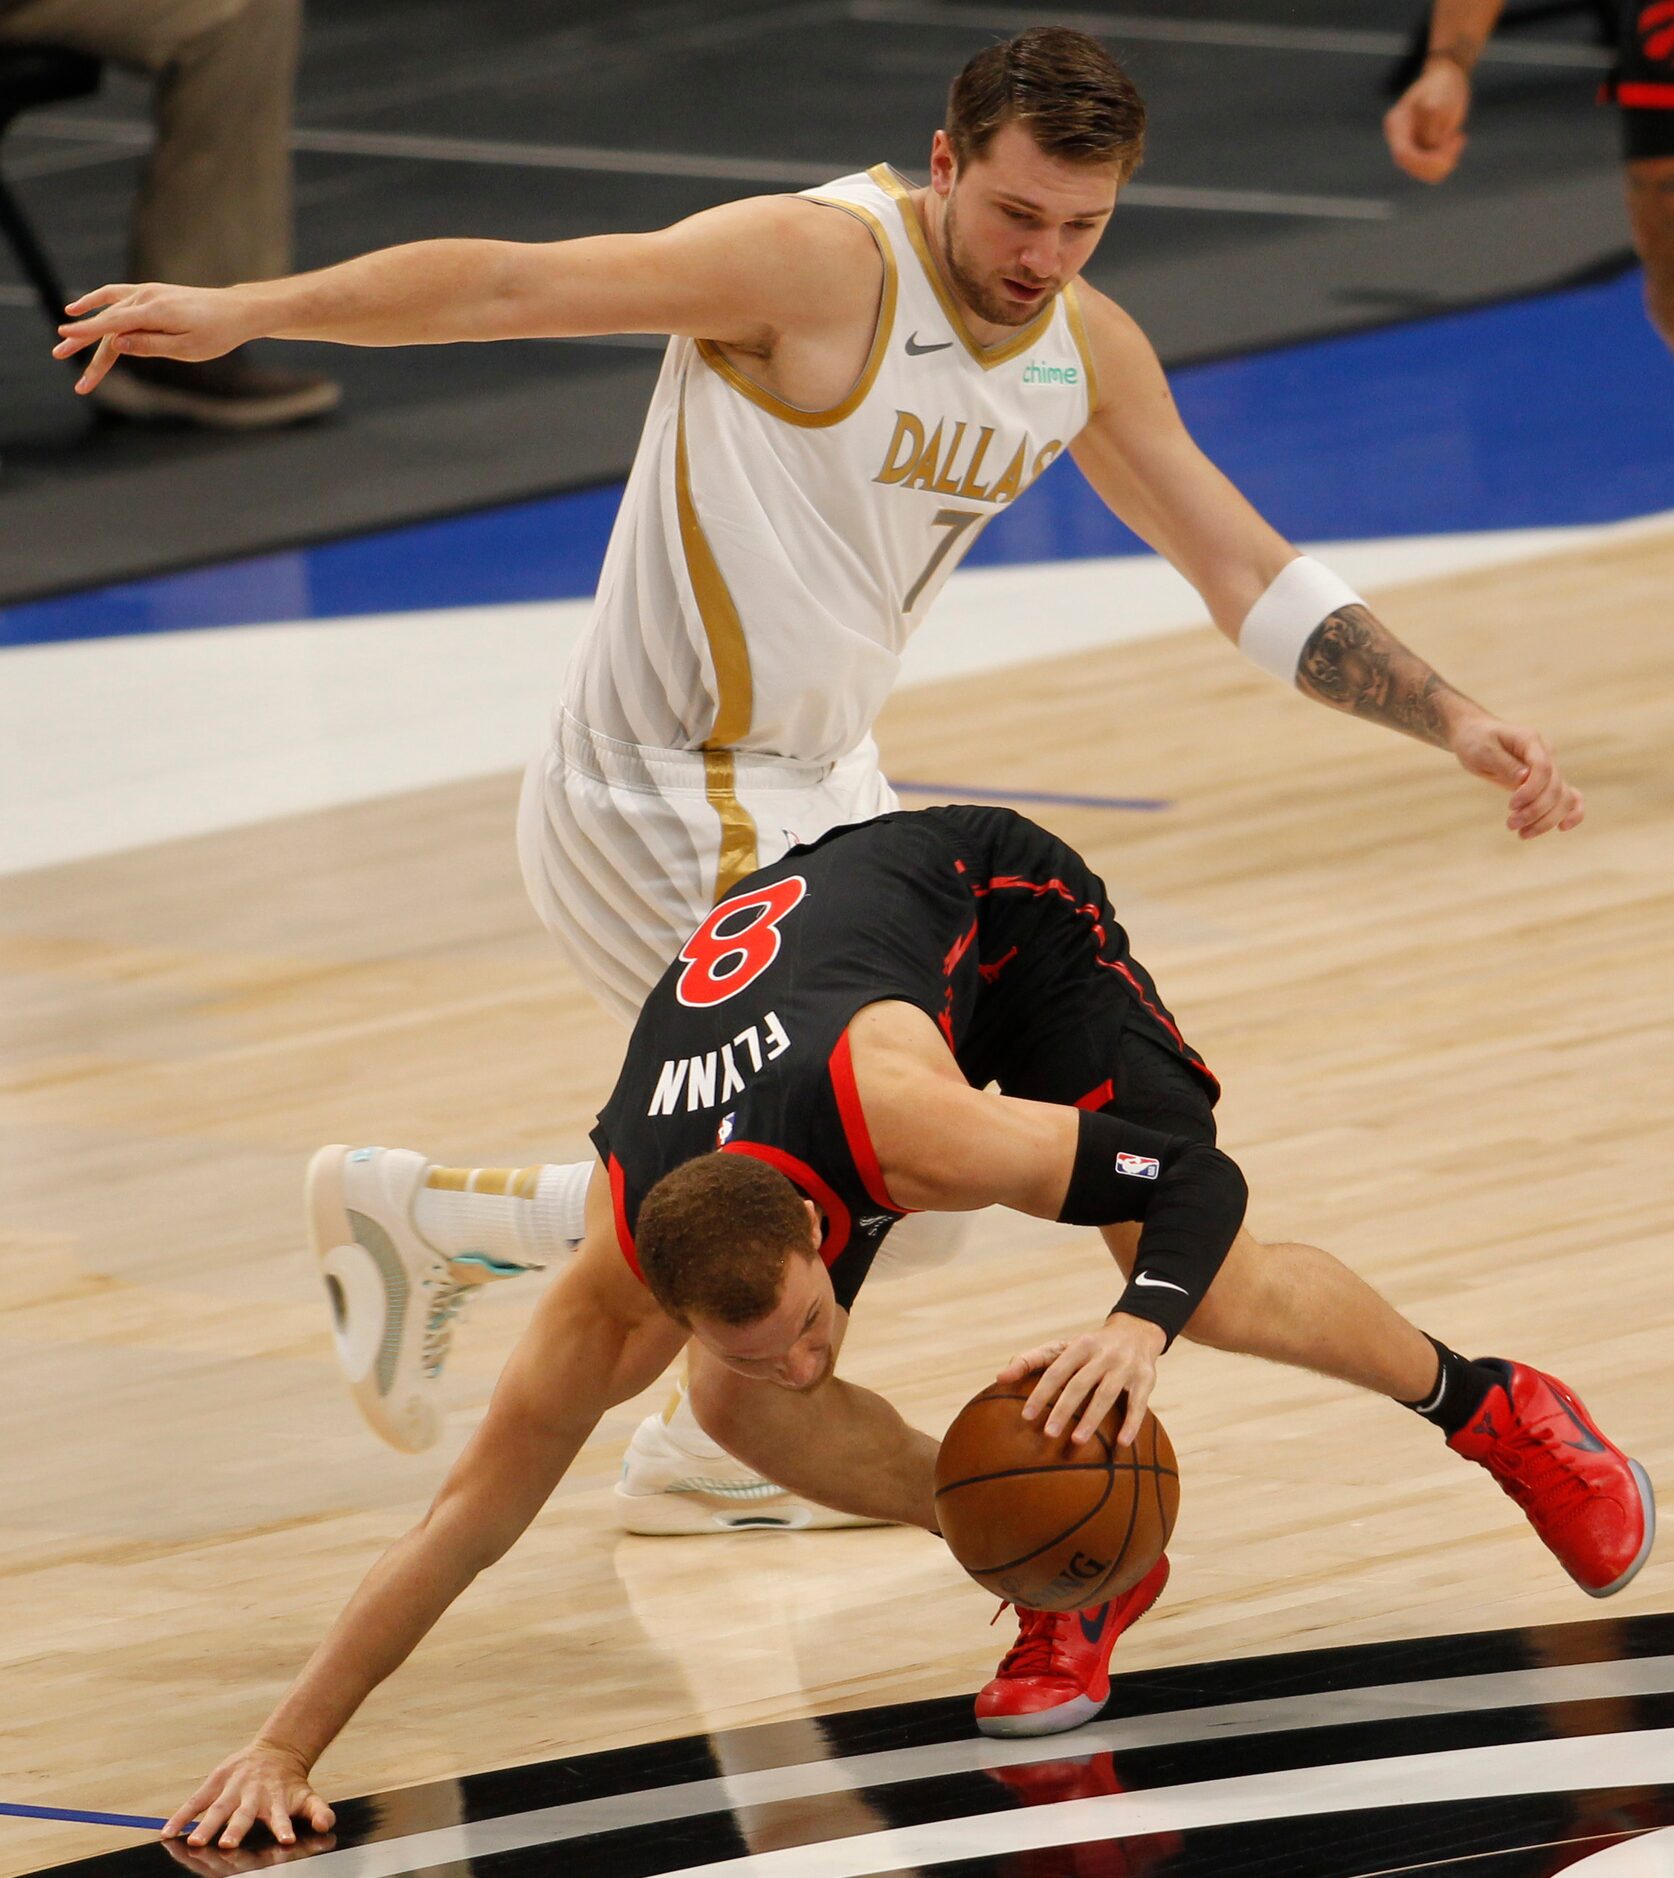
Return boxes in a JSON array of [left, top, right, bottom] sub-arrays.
[[3, 527, 1670, 1874]]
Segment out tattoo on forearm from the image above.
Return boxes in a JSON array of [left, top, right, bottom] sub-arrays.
[[1295, 605, 1463, 748]]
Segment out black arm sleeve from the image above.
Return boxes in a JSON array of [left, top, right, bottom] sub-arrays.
[[1056, 1109, 1248, 1348]]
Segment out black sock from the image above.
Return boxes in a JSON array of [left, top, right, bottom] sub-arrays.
[[1404, 1336, 1503, 1437]]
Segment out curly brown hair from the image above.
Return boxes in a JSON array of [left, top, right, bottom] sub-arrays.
[[946, 26, 1146, 180], [636, 1153, 816, 1326]]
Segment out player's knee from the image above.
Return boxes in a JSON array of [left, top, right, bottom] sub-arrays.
[[1179, 1228, 1278, 1349], [684, 1364, 760, 1459]]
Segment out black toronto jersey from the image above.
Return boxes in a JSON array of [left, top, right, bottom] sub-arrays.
[[591, 805, 1217, 1309]]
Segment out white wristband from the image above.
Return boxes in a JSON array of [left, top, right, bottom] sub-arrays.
[[1237, 556, 1365, 684]]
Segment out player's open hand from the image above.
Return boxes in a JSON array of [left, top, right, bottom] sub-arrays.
[[53, 283, 256, 394], [997, 1314, 1167, 1448], [1448, 713, 1585, 838], [1384, 59, 1471, 183], [162, 1742, 334, 1852]]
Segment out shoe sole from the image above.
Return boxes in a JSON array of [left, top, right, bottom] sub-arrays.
[[974, 1555, 1171, 1740], [613, 1482, 892, 1535], [92, 375, 342, 429], [1582, 1457, 1657, 1598], [305, 1143, 354, 1271], [306, 1144, 439, 1455]]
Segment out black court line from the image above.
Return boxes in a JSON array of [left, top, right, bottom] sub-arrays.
[[36, 1614, 1674, 1874]]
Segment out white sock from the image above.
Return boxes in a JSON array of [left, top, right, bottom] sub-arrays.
[[411, 1160, 593, 1266]]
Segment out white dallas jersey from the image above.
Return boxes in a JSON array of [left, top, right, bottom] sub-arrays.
[[565, 163, 1098, 766]]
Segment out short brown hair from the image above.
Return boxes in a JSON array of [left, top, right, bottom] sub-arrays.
[[636, 1154, 814, 1326], [946, 27, 1146, 179]]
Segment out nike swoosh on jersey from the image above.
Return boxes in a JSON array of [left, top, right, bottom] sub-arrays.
[[904, 332, 953, 355], [1134, 1273, 1189, 1293]]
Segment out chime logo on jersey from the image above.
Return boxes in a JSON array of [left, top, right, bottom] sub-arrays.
[[872, 409, 1064, 506], [1116, 1151, 1160, 1179]]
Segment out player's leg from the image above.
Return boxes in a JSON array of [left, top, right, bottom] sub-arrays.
[[310, 732, 889, 1526], [1626, 155, 1674, 353], [684, 1325, 940, 1531], [1108, 1218, 1655, 1596], [1617, 0, 1674, 353]]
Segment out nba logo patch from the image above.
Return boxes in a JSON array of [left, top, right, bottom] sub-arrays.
[[716, 1112, 736, 1146], [1115, 1152, 1159, 1179]]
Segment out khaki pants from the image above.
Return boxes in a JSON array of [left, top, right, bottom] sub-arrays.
[[0, 0, 300, 285]]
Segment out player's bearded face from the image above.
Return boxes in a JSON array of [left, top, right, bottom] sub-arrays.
[[942, 187, 1059, 328], [939, 128, 1119, 328]]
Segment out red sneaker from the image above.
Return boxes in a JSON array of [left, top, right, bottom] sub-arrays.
[[1449, 1360, 1655, 1597], [975, 1555, 1170, 1738]]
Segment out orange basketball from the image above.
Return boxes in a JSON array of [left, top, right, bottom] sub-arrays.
[[933, 1380, 1179, 1611]]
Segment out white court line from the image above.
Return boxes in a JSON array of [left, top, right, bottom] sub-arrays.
[[654, 1732, 1674, 1878], [4, 517, 1670, 879], [18, 116, 1390, 216], [252, 1665, 1674, 1877], [851, 0, 1614, 68]]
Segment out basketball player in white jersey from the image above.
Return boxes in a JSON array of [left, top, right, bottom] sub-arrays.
[[58, 29, 1584, 1538]]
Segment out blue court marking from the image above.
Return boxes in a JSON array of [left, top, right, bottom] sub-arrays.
[[3, 266, 1669, 649], [894, 781, 1171, 812], [0, 1801, 165, 1829]]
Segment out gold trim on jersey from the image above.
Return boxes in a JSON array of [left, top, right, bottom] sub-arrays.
[[1063, 281, 1100, 414], [695, 198, 898, 428], [869, 164, 1056, 369], [675, 387, 754, 747], [703, 748, 760, 901], [674, 378, 761, 898]]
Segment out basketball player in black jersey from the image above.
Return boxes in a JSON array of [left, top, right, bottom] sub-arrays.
[[164, 805, 1653, 1852]]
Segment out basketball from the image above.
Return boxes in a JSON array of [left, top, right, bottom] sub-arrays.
[[933, 1381, 1179, 1612]]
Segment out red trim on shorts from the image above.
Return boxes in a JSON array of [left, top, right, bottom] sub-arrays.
[[979, 945, 1018, 985], [828, 1031, 911, 1214], [1618, 81, 1674, 106], [971, 874, 1192, 1050], [943, 918, 979, 977], [1076, 1079, 1115, 1111], [722, 1140, 851, 1265], [608, 1153, 643, 1282]]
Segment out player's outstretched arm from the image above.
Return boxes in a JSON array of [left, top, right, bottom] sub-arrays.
[[848, 1004, 1245, 1444], [1384, 0, 1504, 182], [1067, 287, 1583, 839], [163, 1189, 686, 1851], [53, 191, 871, 395]]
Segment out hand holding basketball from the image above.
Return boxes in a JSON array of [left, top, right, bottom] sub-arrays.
[[997, 1312, 1166, 1447]]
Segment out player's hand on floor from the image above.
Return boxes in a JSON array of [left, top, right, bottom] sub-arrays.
[[160, 1825, 337, 1873], [997, 1313, 1167, 1447], [162, 1743, 334, 1852], [53, 283, 255, 393], [1449, 713, 1585, 838]]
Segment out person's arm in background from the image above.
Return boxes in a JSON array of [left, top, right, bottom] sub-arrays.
[[1627, 157, 1674, 349], [1384, 0, 1506, 181]]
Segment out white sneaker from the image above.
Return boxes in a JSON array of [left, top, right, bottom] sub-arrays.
[[306, 1144, 536, 1453], [613, 1410, 891, 1534]]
